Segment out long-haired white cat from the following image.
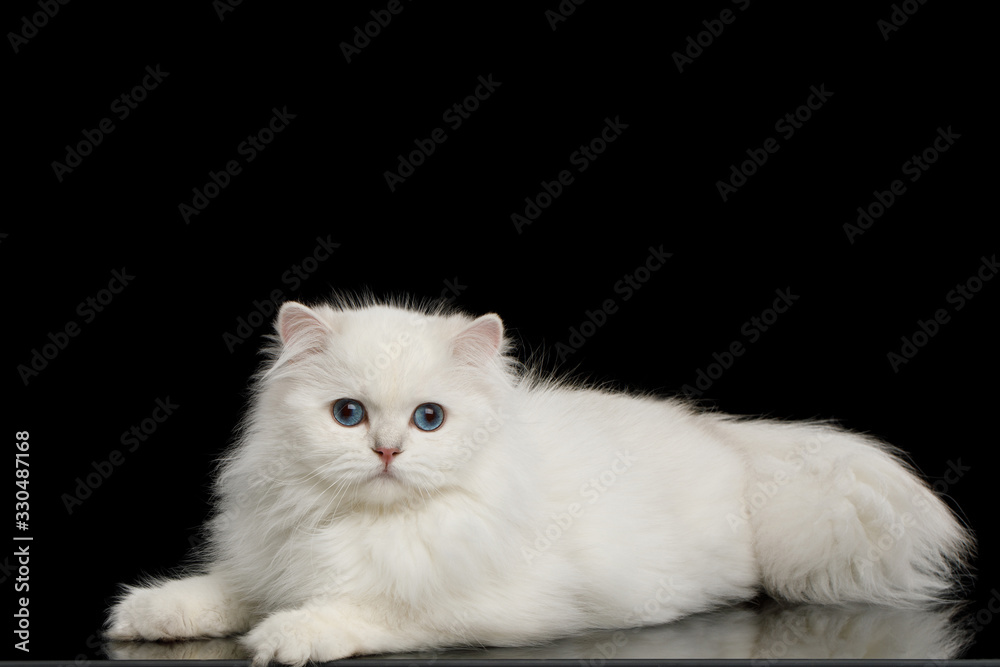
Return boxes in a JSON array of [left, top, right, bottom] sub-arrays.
[[106, 296, 974, 665]]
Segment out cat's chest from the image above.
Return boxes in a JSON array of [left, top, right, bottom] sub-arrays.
[[319, 500, 511, 602]]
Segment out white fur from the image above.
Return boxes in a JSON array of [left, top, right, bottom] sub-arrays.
[[105, 297, 973, 665]]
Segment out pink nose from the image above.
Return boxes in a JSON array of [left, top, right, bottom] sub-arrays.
[[374, 447, 401, 467]]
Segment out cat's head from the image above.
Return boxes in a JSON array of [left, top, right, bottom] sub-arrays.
[[254, 298, 513, 509]]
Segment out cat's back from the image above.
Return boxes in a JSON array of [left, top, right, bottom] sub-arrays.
[[513, 380, 744, 495], [509, 379, 757, 619], [516, 380, 713, 457]]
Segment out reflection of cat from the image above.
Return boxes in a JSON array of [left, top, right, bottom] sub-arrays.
[[105, 603, 973, 661], [106, 298, 973, 666]]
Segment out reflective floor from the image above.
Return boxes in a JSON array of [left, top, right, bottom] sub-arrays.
[[104, 599, 975, 661]]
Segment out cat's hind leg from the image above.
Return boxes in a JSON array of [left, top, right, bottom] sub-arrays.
[[106, 571, 253, 641]]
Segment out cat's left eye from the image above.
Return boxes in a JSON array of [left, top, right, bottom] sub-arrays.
[[413, 403, 444, 431]]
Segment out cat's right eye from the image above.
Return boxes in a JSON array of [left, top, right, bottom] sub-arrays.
[[332, 398, 366, 427]]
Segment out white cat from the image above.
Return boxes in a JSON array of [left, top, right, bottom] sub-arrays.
[[106, 296, 973, 666]]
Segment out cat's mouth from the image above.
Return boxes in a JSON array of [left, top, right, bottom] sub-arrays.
[[364, 466, 421, 506], [373, 467, 400, 482]]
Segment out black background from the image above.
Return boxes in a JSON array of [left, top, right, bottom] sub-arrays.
[[5, 0, 996, 662]]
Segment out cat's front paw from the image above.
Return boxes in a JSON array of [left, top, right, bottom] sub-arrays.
[[106, 576, 246, 641], [242, 608, 355, 667]]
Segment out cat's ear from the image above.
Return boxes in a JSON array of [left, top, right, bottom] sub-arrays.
[[452, 314, 504, 365], [277, 301, 332, 357]]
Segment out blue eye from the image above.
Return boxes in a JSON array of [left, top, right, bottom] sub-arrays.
[[413, 403, 444, 431], [332, 398, 365, 427]]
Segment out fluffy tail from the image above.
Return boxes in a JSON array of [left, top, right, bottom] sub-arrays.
[[715, 417, 974, 606]]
